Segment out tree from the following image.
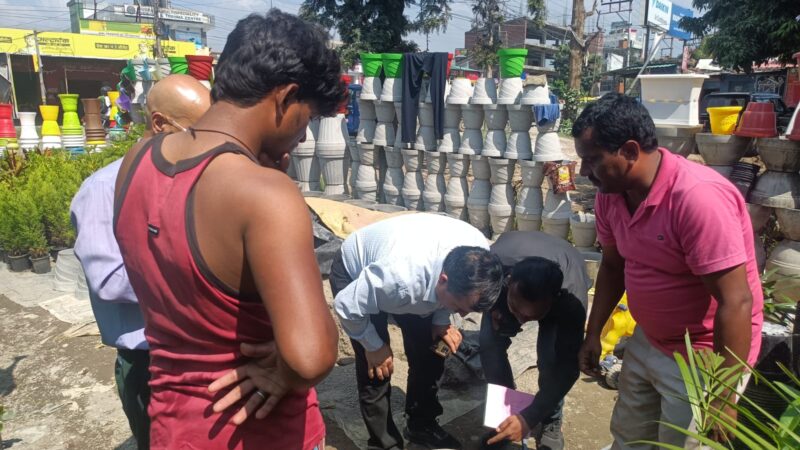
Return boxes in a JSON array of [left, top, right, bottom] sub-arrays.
[[413, 0, 452, 51], [566, 0, 600, 90], [469, 0, 504, 76], [680, 0, 800, 73]]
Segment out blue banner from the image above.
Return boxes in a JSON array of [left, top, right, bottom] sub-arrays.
[[669, 4, 694, 41]]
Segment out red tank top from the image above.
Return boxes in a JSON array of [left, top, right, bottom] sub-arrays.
[[114, 134, 325, 450]]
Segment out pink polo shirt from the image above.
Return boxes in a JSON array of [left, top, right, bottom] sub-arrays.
[[595, 149, 763, 365]]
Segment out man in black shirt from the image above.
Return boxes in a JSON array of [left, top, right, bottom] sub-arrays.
[[482, 231, 590, 450]]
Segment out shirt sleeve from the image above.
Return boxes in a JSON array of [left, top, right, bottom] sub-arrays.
[[519, 295, 585, 428], [676, 183, 748, 276], [333, 261, 409, 352], [594, 193, 616, 248], [71, 178, 138, 305], [431, 308, 452, 326]]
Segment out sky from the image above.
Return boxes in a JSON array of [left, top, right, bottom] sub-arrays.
[[0, 0, 699, 54]]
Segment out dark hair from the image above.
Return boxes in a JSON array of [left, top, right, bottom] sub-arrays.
[[442, 246, 504, 312], [212, 9, 347, 117], [509, 257, 565, 303], [571, 93, 659, 153]]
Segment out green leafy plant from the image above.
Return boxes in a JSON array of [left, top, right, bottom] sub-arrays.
[[761, 268, 798, 327], [550, 80, 583, 135], [3, 185, 42, 257], [636, 333, 800, 449]]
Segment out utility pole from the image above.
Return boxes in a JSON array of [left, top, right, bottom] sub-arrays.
[[643, 0, 650, 63], [31, 31, 47, 105], [153, 0, 163, 58]]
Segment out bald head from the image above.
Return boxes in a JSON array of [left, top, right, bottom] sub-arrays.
[[146, 74, 211, 134]]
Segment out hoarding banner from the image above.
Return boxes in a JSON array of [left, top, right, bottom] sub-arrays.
[[122, 5, 210, 24], [647, 0, 672, 31], [668, 4, 694, 41], [79, 19, 155, 39]]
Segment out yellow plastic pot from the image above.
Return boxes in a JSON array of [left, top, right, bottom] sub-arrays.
[[39, 105, 61, 136], [708, 106, 743, 135]]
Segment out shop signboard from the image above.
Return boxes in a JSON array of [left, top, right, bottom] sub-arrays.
[[122, 5, 211, 24], [79, 19, 155, 39], [646, 0, 672, 31], [668, 4, 693, 41]]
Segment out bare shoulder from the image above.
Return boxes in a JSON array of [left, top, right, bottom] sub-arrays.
[[202, 154, 310, 230]]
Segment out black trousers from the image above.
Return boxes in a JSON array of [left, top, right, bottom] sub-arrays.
[[330, 251, 445, 450]]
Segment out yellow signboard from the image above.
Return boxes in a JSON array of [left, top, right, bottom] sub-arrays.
[[0, 28, 196, 60]]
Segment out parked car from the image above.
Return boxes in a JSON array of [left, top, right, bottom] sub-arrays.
[[699, 92, 795, 134]]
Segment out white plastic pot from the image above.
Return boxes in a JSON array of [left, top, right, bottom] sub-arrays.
[[471, 78, 498, 105], [497, 77, 524, 105], [447, 78, 474, 105], [361, 77, 382, 101]]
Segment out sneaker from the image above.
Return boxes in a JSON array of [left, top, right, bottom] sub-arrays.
[[535, 419, 564, 450], [403, 421, 462, 449]]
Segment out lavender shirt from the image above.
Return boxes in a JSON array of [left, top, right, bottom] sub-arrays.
[[71, 158, 148, 350]]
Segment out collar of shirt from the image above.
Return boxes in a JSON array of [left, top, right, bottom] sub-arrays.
[[639, 148, 678, 210]]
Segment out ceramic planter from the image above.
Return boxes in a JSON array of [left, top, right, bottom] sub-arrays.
[[520, 85, 550, 105], [542, 217, 570, 240], [735, 102, 778, 138], [505, 132, 532, 160], [482, 130, 506, 158], [414, 126, 436, 151], [543, 189, 573, 220], [695, 133, 750, 165], [383, 167, 405, 206], [423, 172, 446, 212], [445, 177, 469, 221], [471, 155, 491, 180], [655, 125, 702, 157], [497, 77, 524, 105], [402, 171, 424, 211], [360, 77, 382, 101], [319, 156, 347, 195], [489, 158, 515, 184], [516, 187, 544, 218], [749, 172, 800, 209], [520, 160, 545, 187], [384, 146, 403, 168], [507, 105, 533, 131], [498, 48, 528, 78], [776, 208, 800, 240], [447, 79, 474, 105], [757, 138, 800, 172], [354, 163, 378, 201], [534, 128, 564, 162], [488, 186, 516, 239], [484, 104, 508, 129], [402, 149, 423, 172], [380, 78, 403, 102], [570, 212, 597, 250], [447, 153, 470, 177], [765, 240, 800, 301], [461, 104, 484, 128], [471, 78, 497, 105], [374, 122, 395, 147]]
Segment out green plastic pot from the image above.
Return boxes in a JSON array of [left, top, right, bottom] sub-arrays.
[[382, 53, 403, 78], [361, 53, 383, 77], [498, 48, 528, 78], [168, 56, 189, 74], [58, 94, 79, 113]]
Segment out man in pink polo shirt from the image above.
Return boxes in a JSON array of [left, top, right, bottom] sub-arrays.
[[574, 93, 763, 449]]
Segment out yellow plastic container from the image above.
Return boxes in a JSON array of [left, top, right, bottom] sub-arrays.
[[708, 106, 743, 135], [108, 91, 120, 123], [599, 293, 637, 359], [39, 105, 61, 136]]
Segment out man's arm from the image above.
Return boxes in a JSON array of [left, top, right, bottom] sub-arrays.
[[520, 297, 586, 428], [71, 171, 138, 304], [334, 262, 404, 352], [578, 245, 625, 376], [245, 175, 338, 386], [703, 264, 753, 367]]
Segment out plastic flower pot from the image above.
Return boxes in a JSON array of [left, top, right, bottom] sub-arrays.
[[381, 53, 403, 78], [497, 48, 528, 79], [735, 111, 778, 138], [707, 106, 742, 135], [186, 55, 214, 81], [0, 103, 11, 120], [58, 93, 79, 113], [39, 105, 61, 136], [168, 56, 189, 74], [81, 98, 101, 115], [8, 253, 31, 272], [360, 53, 383, 77], [0, 103, 14, 138], [30, 255, 51, 274]]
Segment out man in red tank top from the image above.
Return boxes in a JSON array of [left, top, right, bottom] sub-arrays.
[[113, 9, 347, 450]]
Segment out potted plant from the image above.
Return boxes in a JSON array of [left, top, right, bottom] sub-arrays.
[[4, 186, 39, 272], [28, 230, 50, 274]]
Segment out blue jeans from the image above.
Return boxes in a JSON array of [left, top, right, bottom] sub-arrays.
[[478, 311, 563, 425]]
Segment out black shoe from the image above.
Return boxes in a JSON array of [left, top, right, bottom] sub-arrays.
[[403, 421, 462, 449], [535, 419, 564, 450], [479, 430, 513, 450]]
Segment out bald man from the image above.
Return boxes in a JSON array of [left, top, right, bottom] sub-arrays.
[[70, 75, 210, 450]]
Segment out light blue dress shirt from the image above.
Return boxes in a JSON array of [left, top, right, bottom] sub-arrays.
[[335, 213, 490, 352], [70, 158, 148, 350]]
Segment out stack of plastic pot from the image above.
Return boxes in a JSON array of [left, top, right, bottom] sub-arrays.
[[459, 103, 484, 155], [383, 144, 404, 206], [83, 98, 106, 151], [316, 107, 349, 195], [39, 104, 62, 150], [186, 55, 214, 89], [467, 155, 492, 237], [415, 94, 437, 152], [439, 103, 461, 154], [402, 149, 424, 210], [292, 119, 320, 192], [570, 212, 597, 252], [356, 143, 379, 201], [516, 160, 544, 231], [374, 100, 395, 148], [17, 111, 39, 151], [771, 205, 800, 301], [422, 151, 446, 212], [0, 103, 18, 153], [445, 152, 470, 220], [488, 158, 516, 239], [482, 104, 506, 158], [750, 138, 800, 211], [59, 94, 85, 154], [531, 89, 570, 239]]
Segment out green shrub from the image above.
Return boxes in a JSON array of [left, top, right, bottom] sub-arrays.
[[3, 185, 44, 256]]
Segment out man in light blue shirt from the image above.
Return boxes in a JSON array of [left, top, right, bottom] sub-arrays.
[[70, 74, 210, 450], [330, 213, 504, 450]]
